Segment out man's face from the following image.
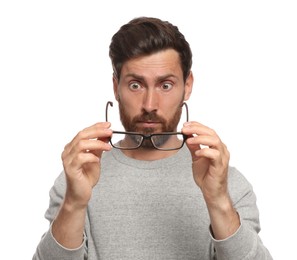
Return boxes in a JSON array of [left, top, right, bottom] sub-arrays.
[[113, 49, 193, 148]]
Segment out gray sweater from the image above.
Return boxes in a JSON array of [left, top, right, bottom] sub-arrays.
[[33, 146, 272, 259]]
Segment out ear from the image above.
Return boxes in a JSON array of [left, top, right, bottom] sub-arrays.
[[113, 74, 119, 101], [184, 71, 193, 101]]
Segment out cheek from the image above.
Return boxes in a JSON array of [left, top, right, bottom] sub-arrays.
[[162, 97, 184, 114], [122, 95, 145, 116], [120, 102, 139, 119], [118, 98, 139, 123]]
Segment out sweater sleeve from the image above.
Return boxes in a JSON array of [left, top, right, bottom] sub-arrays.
[[211, 167, 273, 260], [32, 172, 87, 260]]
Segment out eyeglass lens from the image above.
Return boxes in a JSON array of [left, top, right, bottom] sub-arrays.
[[111, 132, 185, 150]]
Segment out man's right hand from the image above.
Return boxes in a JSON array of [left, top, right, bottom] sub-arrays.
[[52, 122, 112, 249], [61, 122, 112, 208]]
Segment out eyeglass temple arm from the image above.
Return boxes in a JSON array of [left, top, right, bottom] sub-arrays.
[[182, 102, 189, 122], [105, 101, 113, 122]]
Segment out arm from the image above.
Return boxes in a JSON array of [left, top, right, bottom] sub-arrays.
[[182, 121, 272, 259], [212, 167, 273, 259], [33, 122, 112, 259]]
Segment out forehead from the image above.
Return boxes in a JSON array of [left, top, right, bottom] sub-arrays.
[[120, 49, 183, 79]]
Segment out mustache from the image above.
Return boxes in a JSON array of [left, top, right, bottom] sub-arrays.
[[131, 111, 166, 124]]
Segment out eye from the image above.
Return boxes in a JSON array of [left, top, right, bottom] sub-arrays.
[[128, 82, 142, 91], [161, 83, 173, 91]]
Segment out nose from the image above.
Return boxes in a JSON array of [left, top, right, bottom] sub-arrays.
[[142, 88, 158, 113]]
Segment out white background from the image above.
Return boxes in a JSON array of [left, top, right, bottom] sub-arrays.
[[1, 1, 296, 259]]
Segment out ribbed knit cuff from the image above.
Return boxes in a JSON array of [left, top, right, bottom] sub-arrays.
[[35, 225, 86, 260], [210, 223, 258, 260]]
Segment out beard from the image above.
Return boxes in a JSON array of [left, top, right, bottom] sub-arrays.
[[118, 99, 183, 149]]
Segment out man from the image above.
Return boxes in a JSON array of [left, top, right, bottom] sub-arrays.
[[33, 17, 272, 259]]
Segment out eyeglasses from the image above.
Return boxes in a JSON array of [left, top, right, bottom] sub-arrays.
[[105, 101, 189, 151]]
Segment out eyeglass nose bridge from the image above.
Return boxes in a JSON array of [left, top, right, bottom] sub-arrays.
[[105, 101, 189, 123]]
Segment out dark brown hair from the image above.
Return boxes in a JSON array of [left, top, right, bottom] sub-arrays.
[[109, 17, 192, 82]]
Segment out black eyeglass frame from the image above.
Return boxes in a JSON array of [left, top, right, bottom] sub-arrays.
[[105, 101, 189, 151]]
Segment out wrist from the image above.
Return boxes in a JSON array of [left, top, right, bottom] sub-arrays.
[[52, 199, 87, 249], [205, 193, 233, 212], [63, 186, 91, 210], [63, 195, 88, 212], [206, 195, 240, 240]]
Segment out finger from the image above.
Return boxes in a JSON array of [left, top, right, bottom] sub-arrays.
[[62, 139, 111, 164], [182, 121, 217, 136], [187, 135, 222, 150], [182, 121, 226, 154], [62, 150, 100, 177], [194, 148, 221, 164], [185, 141, 201, 161], [68, 122, 112, 152], [74, 139, 111, 154], [193, 144, 230, 167], [69, 152, 101, 170], [73, 122, 112, 143]]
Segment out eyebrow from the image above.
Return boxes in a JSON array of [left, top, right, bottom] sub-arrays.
[[124, 73, 178, 82]]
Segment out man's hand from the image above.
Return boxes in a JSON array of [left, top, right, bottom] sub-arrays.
[[52, 122, 112, 248], [182, 121, 240, 240], [182, 121, 230, 203], [62, 122, 112, 208]]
